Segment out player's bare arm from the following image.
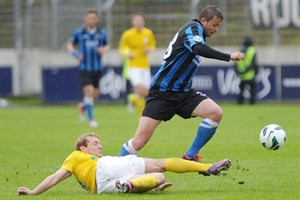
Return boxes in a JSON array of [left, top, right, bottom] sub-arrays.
[[17, 168, 71, 196]]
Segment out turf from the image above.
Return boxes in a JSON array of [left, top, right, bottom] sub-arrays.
[[1, 102, 299, 200]]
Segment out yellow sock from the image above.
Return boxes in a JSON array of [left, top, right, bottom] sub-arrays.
[[128, 94, 145, 116], [127, 94, 134, 103], [165, 158, 213, 173], [130, 175, 159, 193], [135, 96, 145, 116]]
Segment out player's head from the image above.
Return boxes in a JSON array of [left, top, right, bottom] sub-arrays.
[[76, 132, 103, 157], [84, 9, 100, 29], [243, 36, 254, 47], [199, 5, 224, 37], [131, 13, 145, 30]]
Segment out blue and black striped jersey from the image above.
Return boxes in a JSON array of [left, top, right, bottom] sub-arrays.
[[71, 28, 108, 71], [151, 19, 206, 92]]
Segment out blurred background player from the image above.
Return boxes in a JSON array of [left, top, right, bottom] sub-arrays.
[[118, 13, 156, 115], [234, 36, 258, 105], [67, 9, 110, 127]]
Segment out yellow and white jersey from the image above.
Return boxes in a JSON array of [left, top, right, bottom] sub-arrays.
[[61, 151, 98, 194], [119, 27, 156, 69]]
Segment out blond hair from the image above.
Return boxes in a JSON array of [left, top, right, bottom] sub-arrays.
[[75, 133, 99, 150]]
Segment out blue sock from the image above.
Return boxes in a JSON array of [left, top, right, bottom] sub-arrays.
[[185, 119, 219, 159], [83, 97, 94, 121], [86, 105, 94, 121], [119, 139, 138, 156], [119, 143, 130, 156]]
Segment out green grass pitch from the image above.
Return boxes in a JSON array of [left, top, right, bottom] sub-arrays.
[[1, 102, 299, 200]]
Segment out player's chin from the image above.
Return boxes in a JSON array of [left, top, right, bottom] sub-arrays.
[[207, 32, 215, 37]]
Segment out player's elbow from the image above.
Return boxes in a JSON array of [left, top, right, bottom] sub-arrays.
[[153, 173, 165, 185]]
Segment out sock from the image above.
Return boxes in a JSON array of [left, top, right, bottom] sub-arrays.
[[135, 96, 145, 116], [129, 94, 145, 115], [83, 96, 94, 121], [185, 119, 219, 159], [119, 139, 138, 156], [130, 175, 159, 193], [165, 158, 212, 173], [127, 93, 134, 104]]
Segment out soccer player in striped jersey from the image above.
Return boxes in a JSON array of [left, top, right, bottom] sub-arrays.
[[68, 9, 109, 128], [119, 5, 245, 162]]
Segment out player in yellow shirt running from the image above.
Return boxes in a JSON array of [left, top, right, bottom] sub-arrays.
[[17, 133, 231, 195], [119, 13, 156, 115]]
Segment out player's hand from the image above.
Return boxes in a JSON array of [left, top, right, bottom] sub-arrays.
[[17, 187, 33, 195], [72, 51, 83, 61], [77, 54, 83, 61], [128, 53, 135, 59], [98, 47, 106, 55], [230, 52, 245, 61], [144, 47, 150, 54]]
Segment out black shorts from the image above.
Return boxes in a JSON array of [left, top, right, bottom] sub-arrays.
[[142, 88, 208, 121], [79, 71, 103, 88]]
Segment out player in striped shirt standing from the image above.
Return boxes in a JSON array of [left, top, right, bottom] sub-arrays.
[[119, 5, 245, 162], [68, 9, 109, 128]]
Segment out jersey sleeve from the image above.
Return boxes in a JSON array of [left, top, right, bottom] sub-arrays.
[[183, 23, 205, 52], [61, 152, 77, 173], [70, 28, 81, 45], [118, 32, 129, 56], [100, 29, 108, 46], [148, 30, 156, 51]]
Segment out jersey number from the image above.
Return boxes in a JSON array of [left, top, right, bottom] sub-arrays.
[[163, 32, 179, 60]]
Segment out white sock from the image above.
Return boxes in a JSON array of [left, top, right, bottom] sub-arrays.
[[127, 139, 138, 155]]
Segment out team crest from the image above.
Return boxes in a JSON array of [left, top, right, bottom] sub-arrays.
[[143, 38, 149, 44], [193, 35, 202, 42]]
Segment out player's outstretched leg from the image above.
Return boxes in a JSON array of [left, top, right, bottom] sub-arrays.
[[184, 118, 219, 161], [164, 158, 231, 176], [207, 159, 231, 175]]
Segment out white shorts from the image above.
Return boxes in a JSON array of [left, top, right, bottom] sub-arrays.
[[96, 155, 145, 193], [128, 68, 151, 87]]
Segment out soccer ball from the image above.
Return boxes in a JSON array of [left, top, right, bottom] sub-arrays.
[[259, 124, 286, 150]]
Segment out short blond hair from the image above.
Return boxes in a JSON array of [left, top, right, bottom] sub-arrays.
[[75, 133, 99, 150]]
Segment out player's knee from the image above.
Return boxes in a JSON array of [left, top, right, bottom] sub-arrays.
[[211, 106, 223, 122], [155, 173, 165, 184], [216, 107, 223, 119]]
